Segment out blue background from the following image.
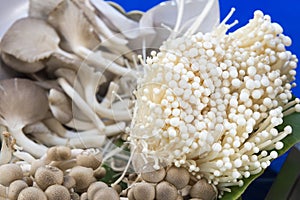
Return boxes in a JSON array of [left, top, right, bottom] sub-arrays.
[[110, 0, 300, 97], [109, 1, 300, 199]]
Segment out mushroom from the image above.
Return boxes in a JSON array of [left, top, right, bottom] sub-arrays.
[[47, 0, 136, 77], [69, 166, 96, 192], [131, 182, 155, 200], [29, 0, 63, 19], [155, 181, 178, 200], [1, 52, 45, 73], [0, 163, 23, 186], [0, 78, 49, 157], [48, 88, 73, 124], [34, 166, 64, 190], [63, 175, 76, 189], [0, 17, 78, 73], [76, 151, 102, 170], [141, 163, 166, 183], [189, 179, 217, 200], [8, 180, 28, 200], [17, 187, 47, 200], [165, 166, 190, 189], [92, 187, 119, 200], [87, 181, 108, 199], [45, 184, 71, 200], [80, 192, 88, 200]]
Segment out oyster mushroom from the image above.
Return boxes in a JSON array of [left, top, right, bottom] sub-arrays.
[[0, 78, 48, 157], [0, 17, 79, 73], [47, 0, 136, 77], [48, 88, 73, 124], [29, 0, 63, 19]]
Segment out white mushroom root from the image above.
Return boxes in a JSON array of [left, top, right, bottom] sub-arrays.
[[130, 7, 299, 197]]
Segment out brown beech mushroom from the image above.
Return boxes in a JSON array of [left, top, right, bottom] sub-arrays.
[[141, 163, 166, 183], [155, 181, 178, 200], [80, 192, 88, 200], [189, 179, 217, 200], [0, 78, 49, 157], [92, 187, 119, 200], [0, 163, 23, 186], [165, 166, 190, 189], [87, 181, 108, 199], [63, 175, 76, 189], [8, 180, 28, 200], [17, 187, 47, 200], [76, 150, 102, 170], [69, 166, 96, 192], [131, 182, 155, 200], [45, 184, 71, 200], [34, 166, 64, 190], [47, 146, 72, 161]]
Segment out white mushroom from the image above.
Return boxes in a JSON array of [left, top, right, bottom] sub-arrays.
[[0, 163, 23, 186], [0, 78, 48, 157], [17, 187, 47, 200], [47, 0, 136, 77]]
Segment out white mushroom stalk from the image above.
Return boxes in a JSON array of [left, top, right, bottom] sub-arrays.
[[130, 9, 299, 195]]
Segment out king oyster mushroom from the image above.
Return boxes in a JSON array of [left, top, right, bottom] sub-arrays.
[[0, 78, 49, 157]]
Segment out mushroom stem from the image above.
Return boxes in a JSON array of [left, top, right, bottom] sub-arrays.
[[58, 78, 105, 131], [9, 128, 47, 158], [31, 132, 106, 148], [75, 46, 136, 77]]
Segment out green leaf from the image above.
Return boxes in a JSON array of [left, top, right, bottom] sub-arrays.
[[221, 111, 300, 200]]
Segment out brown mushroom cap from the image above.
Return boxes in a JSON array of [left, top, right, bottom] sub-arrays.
[[8, 180, 28, 200], [93, 166, 107, 179], [155, 181, 178, 200], [165, 166, 190, 189], [63, 175, 76, 189], [87, 181, 108, 199], [0, 163, 23, 186], [47, 146, 72, 161], [141, 163, 166, 183], [76, 153, 102, 170], [17, 187, 47, 200], [80, 192, 88, 200], [189, 179, 217, 200], [69, 166, 96, 192], [132, 182, 155, 200], [45, 184, 71, 200], [34, 166, 64, 190], [93, 187, 119, 200]]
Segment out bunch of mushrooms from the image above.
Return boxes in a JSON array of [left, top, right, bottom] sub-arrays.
[[0, 0, 299, 199], [130, 3, 300, 199]]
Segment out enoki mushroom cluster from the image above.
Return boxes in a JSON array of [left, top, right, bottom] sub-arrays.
[[130, 10, 299, 195]]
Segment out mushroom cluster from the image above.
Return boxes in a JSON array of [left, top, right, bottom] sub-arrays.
[[0, 0, 141, 161], [0, 145, 122, 199], [130, 7, 299, 198], [123, 165, 217, 200]]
